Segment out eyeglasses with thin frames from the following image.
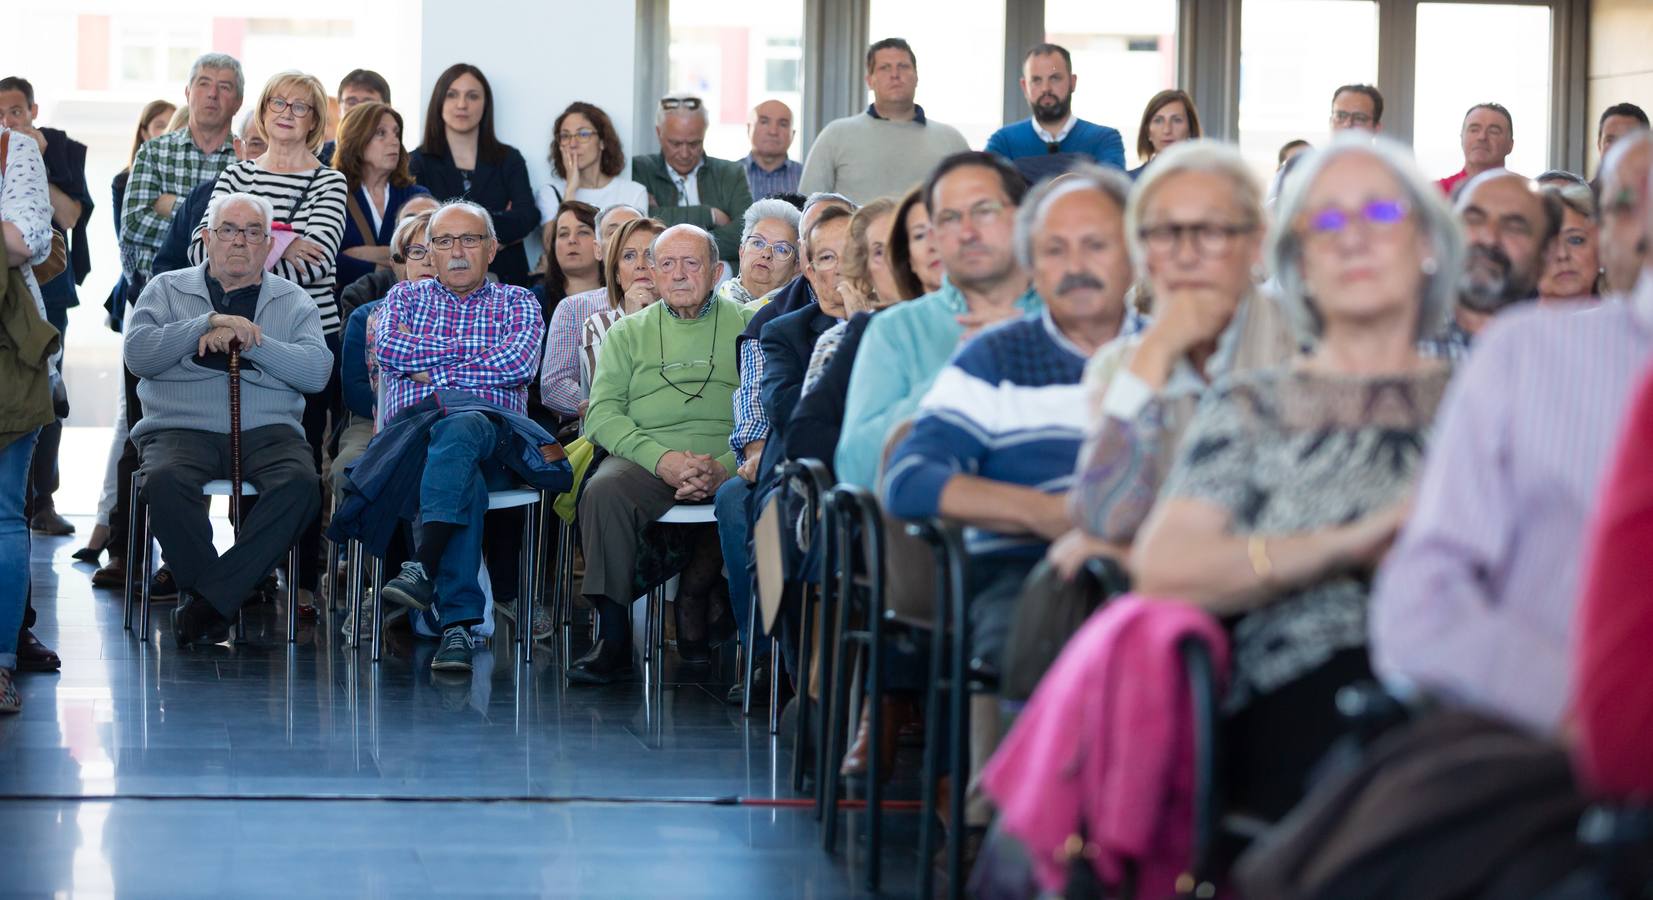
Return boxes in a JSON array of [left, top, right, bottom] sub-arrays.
[[212, 224, 269, 244], [429, 234, 489, 250]]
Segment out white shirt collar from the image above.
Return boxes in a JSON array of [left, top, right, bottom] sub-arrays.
[[1031, 117, 1078, 145]]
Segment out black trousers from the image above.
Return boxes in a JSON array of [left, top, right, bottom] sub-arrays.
[[24, 306, 68, 518], [135, 426, 320, 618]]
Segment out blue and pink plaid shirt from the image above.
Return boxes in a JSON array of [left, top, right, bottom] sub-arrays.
[[373, 277, 545, 422]]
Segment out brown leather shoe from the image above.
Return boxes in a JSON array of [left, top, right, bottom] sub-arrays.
[[839, 697, 920, 780], [16, 628, 61, 672], [91, 557, 126, 589]]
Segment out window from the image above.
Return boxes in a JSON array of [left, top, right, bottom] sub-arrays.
[[668, 0, 805, 162], [868, 0, 1005, 149], [1412, 3, 1551, 180], [1045, 0, 1179, 169], [1238, 0, 1379, 181]]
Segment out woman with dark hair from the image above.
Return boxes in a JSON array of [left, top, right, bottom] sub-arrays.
[[331, 101, 430, 294], [1130, 89, 1202, 178], [535, 102, 647, 246], [883, 185, 942, 302], [409, 63, 539, 286], [535, 199, 602, 314]]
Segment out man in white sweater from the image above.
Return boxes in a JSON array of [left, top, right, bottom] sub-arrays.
[[799, 37, 969, 203]]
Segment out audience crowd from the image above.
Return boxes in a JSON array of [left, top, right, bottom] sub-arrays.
[[2, 35, 1651, 898]]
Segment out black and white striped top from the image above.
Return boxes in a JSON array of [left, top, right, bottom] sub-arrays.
[[188, 160, 349, 335]]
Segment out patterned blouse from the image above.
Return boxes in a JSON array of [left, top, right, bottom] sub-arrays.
[[0, 128, 54, 321], [1160, 364, 1452, 711]]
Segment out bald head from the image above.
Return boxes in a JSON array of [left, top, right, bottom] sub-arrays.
[[1456, 170, 1557, 314], [748, 99, 796, 167], [1599, 132, 1653, 293]]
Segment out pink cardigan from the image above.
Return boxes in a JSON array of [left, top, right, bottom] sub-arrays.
[[982, 595, 1230, 894]]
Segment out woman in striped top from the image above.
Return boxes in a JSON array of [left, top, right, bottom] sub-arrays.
[[188, 71, 348, 335], [186, 71, 347, 613]]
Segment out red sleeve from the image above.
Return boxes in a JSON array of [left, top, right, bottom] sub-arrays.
[[1572, 363, 1653, 798]]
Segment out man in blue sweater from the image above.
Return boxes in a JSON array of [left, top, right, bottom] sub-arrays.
[[882, 165, 1142, 674], [986, 43, 1126, 182]]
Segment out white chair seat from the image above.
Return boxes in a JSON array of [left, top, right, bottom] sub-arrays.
[[202, 479, 257, 496], [656, 503, 716, 525], [487, 488, 541, 510]]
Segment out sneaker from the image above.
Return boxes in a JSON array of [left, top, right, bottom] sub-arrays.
[[531, 602, 555, 642], [0, 669, 19, 714], [431, 626, 473, 672], [380, 562, 434, 611], [340, 595, 375, 641], [148, 567, 179, 601]]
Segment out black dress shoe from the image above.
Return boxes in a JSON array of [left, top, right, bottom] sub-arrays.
[[566, 639, 631, 685], [29, 508, 75, 536], [171, 592, 232, 648], [16, 629, 61, 672]]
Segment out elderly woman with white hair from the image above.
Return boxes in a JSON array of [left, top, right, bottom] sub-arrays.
[[1128, 133, 1463, 819], [715, 197, 802, 306], [1052, 140, 1299, 576]]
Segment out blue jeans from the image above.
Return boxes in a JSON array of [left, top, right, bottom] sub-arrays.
[[420, 411, 513, 628], [1, 430, 40, 669], [714, 475, 765, 658]]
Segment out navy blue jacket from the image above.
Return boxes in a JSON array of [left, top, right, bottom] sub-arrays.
[[738, 274, 813, 346], [754, 301, 839, 484], [327, 391, 573, 556], [782, 310, 875, 480], [341, 301, 380, 420], [335, 182, 431, 296], [152, 178, 216, 277]]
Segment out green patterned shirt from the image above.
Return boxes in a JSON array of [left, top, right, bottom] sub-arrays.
[[119, 128, 235, 278]]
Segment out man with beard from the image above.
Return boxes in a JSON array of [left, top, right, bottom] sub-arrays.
[[1371, 141, 1653, 736], [987, 44, 1126, 181], [1420, 169, 1560, 359]]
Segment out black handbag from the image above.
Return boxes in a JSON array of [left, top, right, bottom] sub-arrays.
[[1000, 556, 1131, 702]]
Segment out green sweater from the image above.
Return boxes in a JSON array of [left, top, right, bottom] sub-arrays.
[[585, 295, 756, 477]]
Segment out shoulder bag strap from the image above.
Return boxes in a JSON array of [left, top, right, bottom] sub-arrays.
[[344, 190, 376, 247]]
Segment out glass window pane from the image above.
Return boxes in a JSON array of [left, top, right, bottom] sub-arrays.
[[1045, 0, 1179, 169], [669, 0, 805, 162], [1413, 3, 1551, 180], [868, 0, 1005, 149], [1238, 0, 1378, 181]]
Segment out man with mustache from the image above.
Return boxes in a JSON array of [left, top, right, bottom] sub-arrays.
[[372, 200, 546, 673], [123, 192, 331, 648], [884, 165, 1144, 676], [1372, 134, 1653, 737], [1420, 168, 1560, 359], [986, 44, 1126, 179], [1437, 103, 1515, 197]]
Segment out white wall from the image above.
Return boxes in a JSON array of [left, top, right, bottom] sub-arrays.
[[418, 0, 639, 219]]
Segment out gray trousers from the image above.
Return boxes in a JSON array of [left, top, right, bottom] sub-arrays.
[[137, 426, 320, 617], [577, 455, 677, 606]]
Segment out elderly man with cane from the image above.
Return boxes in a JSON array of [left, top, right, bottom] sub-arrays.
[[123, 191, 331, 647]]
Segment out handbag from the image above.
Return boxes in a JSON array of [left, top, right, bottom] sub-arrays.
[[0, 131, 69, 285], [1000, 557, 1131, 702]]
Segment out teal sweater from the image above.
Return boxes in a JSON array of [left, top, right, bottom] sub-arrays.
[[585, 296, 757, 476]]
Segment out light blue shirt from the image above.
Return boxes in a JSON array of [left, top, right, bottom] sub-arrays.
[[833, 278, 1043, 490]]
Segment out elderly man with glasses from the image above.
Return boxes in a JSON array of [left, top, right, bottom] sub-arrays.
[[368, 199, 549, 673], [630, 93, 754, 267], [570, 223, 757, 685], [123, 192, 331, 648]]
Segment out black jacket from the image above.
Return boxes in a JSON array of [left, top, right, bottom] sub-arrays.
[[38, 127, 93, 286], [782, 310, 876, 481], [409, 145, 539, 287], [152, 178, 215, 277]]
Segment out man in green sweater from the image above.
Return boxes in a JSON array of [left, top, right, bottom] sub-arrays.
[[631, 94, 754, 268], [798, 37, 969, 204], [571, 224, 756, 684]]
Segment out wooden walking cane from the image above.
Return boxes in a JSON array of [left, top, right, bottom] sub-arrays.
[[228, 339, 243, 531]]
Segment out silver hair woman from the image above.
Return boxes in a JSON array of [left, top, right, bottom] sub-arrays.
[[1054, 141, 1298, 578], [717, 197, 802, 304], [1127, 132, 1459, 820]]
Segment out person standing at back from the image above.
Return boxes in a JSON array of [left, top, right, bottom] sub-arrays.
[[1437, 102, 1514, 196], [799, 38, 969, 204], [409, 63, 539, 287], [986, 43, 1126, 182], [630, 93, 753, 269]]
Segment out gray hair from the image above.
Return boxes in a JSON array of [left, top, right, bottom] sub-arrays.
[[1544, 181, 1597, 222], [1268, 133, 1464, 342], [204, 191, 273, 232], [803, 192, 855, 219], [236, 109, 259, 140], [597, 203, 643, 233], [390, 211, 433, 260], [1013, 164, 1133, 271], [741, 198, 803, 244], [429, 199, 497, 241], [649, 223, 719, 268], [1125, 140, 1263, 276], [655, 92, 709, 128], [188, 53, 245, 99]]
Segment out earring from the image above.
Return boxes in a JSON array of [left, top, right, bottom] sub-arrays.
[[1421, 257, 1438, 275]]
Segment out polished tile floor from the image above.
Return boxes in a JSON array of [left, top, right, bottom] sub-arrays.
[[4, 517, 922, 898]]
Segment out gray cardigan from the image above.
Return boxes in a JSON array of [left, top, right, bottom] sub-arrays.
[[125, 263, 332, 440]]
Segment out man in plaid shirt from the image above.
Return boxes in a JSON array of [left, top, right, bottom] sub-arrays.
[[373, 200, 545, 673], [119, 53, 243, 284]]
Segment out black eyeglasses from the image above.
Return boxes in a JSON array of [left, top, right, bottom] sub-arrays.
[[657, 301, 720, 403], [660, 97, 703, 112]]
